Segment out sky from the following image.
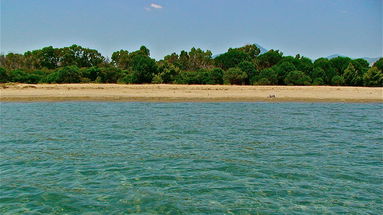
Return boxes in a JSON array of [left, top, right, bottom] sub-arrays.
[[1, 0, 382, 60]]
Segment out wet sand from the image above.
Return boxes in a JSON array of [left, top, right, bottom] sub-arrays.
[[0, 83, 382, 102]]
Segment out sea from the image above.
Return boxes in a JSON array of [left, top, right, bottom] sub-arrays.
[[0, 102, 382, 214]]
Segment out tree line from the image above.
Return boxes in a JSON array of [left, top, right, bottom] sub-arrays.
[[0, 44, 382, 86]]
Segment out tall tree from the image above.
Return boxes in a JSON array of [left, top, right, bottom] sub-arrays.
[[214, 49, 250, 70], [314, 58, 336, 84], [363, 67, 383, 87], [255, 50, 283, 70], [343, 63, 363, 86]]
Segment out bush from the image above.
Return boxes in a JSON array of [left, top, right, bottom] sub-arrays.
[[256, 68, 278, 85], [312, 77, 325, 85], [27, 70, 47, 84], [0, 68, 9, 83], [205, 68, 224, 85], [238, 61, 257, 84], [81, 67, 100, 81], [96, 67, 123, 83], [373, 58, 383, 71], [214, 49, 250, 70], [175, 70, 205, 84], [117, 73, 136, 84], [331, 75, 344, 86], [343, 63, 363, 86], [363, 67, 383, 87], [223, 68, 247, 85], [273, 61, 296, 85], [42, 66, 81, 83], [284, 70, 312, 85], [153, 64, 179, 84], [8, 69, 29, 83], [255, 78, 271, 85], [131, 55, 157, 83], [151, 74, 163, 84]]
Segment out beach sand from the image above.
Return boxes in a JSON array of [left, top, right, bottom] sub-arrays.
[[0, 83, 382, 102]]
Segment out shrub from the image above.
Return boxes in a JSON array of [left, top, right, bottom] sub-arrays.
[[284, 70, 312, 85], [312, 77, 325, 85], [42, 66, 81, 83], [255, 78, 272, 85], [0, 68, 9, 83], [223, 68, 247, 85], [175, 71, 205, 84], [331, 75, 345, 86], [363, 67, 383, 87], [81, 67, 100, 81], [96, 67, 123, 83], [151, 74, 163, 84], [8, 69, 29, 83], [256, 68, 278, 85], [205, 68, 224, 85]]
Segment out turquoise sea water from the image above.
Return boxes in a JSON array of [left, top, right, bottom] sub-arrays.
[[0, 102, 382, 214]]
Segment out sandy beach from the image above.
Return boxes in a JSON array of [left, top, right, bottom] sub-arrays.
[[0, 83, 382, 102]]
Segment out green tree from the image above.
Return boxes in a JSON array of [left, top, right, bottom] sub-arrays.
[[155, 62, 180, 84], [178, 50, 190, 70], [206, 68, 224, 85], [273, 61, 296, 85], [131, 55, 157, 83], [80, 67, 100, 82], [214, 49, 250, 70], [2, 53, 25, 70], [255, 50, 283, 70], [331, 75, 345, 86], [38, 46, 60, 69], [117, 70, 136, 84], [175, 70, 206, 84], [96, 67, 123, 83], [314, 58, 336, 84], [350, 58, 369, 75], [238, 61, 257, 84], [188, 48, 213, 70], [26, 70, 47, 83], [163, 53, 179, 65], [373, 58, 383, 71], [310, 67, 326, 83], [284, 70, 312, 85], [343, 63, 363, 86], [312, 77, 325, 85], [44, 66, 81, 83], [0, 68, 9, 83], [363, 67, 383, 87], [61, 45, 104, 67], [236, 44, 261, 59], [256, 68, 278, 85], [329, 56, 351, 75], [8, 69, 30, 83], [296, 56, 313, 75], [111, 50, 130, 69], [223, 68, 248, 85]]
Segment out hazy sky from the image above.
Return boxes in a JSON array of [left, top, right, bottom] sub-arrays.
[[1, 0, 382, 59]]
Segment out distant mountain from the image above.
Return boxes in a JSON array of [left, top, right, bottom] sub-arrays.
[[362, 57, 381, 65], [326, 54, 346, 59], [213, 43, 268, 58], [326, 54, 381, 65]]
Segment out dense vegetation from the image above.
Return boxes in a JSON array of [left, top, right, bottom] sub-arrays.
[[0, 44, 382, 86]]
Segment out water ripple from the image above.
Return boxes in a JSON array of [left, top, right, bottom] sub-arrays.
[[0, 102, 382, 214]]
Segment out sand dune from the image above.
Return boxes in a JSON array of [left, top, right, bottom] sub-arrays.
[[0, 83, 382, 102]]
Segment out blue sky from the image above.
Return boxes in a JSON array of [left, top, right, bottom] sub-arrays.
[[1, 0, 382, 60]]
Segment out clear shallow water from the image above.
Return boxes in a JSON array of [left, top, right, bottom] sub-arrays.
[[0, 102, 382, 214]]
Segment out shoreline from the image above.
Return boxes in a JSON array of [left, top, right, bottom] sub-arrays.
[[1, 84, 382, 103]]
